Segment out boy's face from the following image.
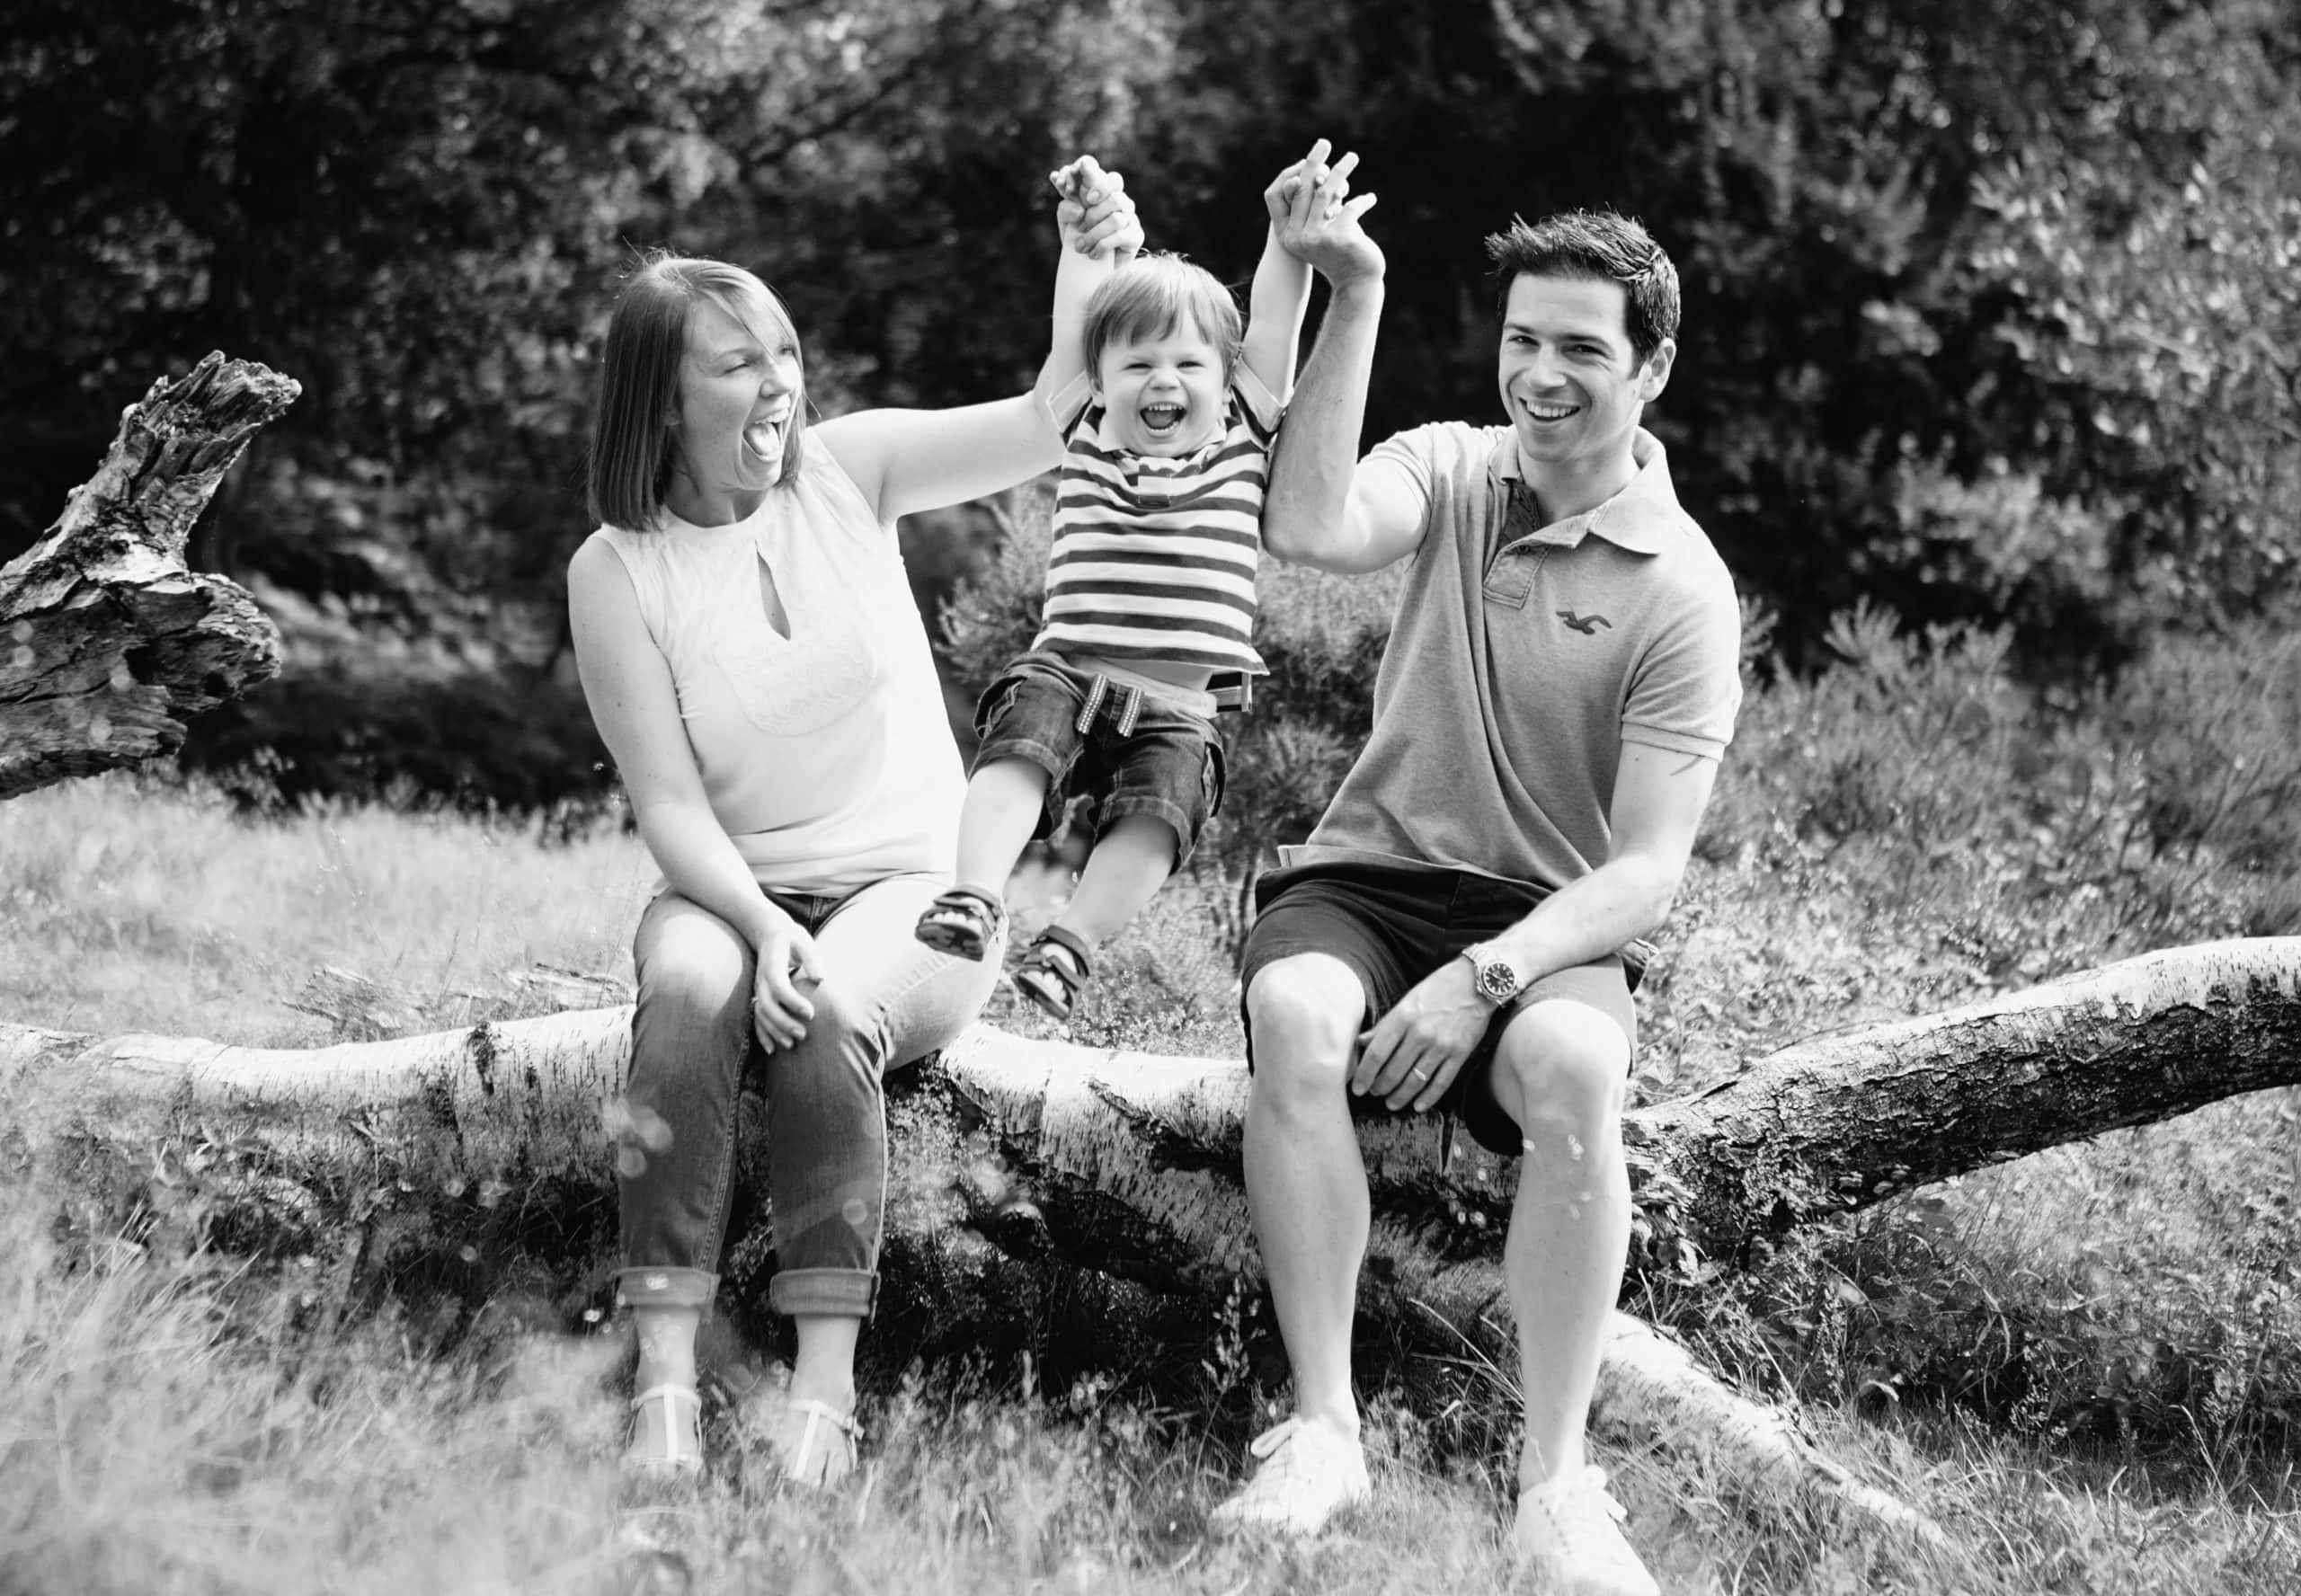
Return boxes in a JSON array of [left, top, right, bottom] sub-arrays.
[[1496, 273, 1672, 476], [1093, 316, 1228, 457]]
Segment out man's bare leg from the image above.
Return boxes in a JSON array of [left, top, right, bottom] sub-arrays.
[[1490, 999, 1657, 1596], [1243, 953, 1371, 1431], [1213, 953, 1376, 1534], [1490, 999, 1632, 1485]]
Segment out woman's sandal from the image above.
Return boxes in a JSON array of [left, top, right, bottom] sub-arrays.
[[1012, 925, 1093, 1022], [913, 886, 1007, 962], [624, 1383, 705, 1479], [747, 1385, 861, 1490]]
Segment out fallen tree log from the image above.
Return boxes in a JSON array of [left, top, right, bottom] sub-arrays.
[[6, 935, 2297, 1538], [0, 352, 297, 799]]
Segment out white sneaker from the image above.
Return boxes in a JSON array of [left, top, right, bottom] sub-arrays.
[[1208, 1415, 1372, 1537], [1507, 1466, 1658, 1596]]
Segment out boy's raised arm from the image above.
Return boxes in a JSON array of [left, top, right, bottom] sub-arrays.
[[1034, 155, 1139, 425], [1242, 218, 1312, 403]]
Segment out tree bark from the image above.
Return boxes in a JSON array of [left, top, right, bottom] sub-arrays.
[[6, 937, 2294, 1290], [0, 352, 298, 799], [7, 935, 2297, 1539], [1626, 935, 2301, 1265]]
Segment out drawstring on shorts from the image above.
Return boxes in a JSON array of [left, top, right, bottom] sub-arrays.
[[1074, 674, 1146, 737]]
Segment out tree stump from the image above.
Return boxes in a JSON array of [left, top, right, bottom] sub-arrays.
[[0, 352, 298, 799]]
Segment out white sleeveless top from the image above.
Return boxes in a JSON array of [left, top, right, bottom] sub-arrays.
[[587, 434, 961, 894]]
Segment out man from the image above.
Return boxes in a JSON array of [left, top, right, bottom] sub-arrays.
[[1215, 158, 1741, 1596]]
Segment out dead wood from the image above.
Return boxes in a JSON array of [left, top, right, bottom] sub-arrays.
[[0, 352, 298, 798]]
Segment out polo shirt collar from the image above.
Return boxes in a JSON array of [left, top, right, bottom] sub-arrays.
[[1491, 427, 1678, 554]]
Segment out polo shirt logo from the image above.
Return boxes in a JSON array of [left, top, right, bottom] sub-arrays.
[[1557, 608, 1612, 634]]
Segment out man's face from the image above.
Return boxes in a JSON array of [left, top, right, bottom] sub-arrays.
[[1496, 273, 1673, 476]]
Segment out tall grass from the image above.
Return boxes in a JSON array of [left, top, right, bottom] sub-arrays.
[[0, 776, 653, 1044]]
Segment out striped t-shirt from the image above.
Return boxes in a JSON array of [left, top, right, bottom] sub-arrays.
[[1031, 368, 1284, 678]]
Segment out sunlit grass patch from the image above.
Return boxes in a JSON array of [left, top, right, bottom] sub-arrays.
[[2, 772, 652, 1045]]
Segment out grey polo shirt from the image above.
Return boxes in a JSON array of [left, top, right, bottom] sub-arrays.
[[1280, 422, 1742, 893]]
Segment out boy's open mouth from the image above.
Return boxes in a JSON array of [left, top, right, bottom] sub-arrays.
[[1139, 403, 1187, 434]]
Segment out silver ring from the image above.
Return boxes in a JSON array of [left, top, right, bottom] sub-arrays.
[[1408, 1066, 1430, 1080]]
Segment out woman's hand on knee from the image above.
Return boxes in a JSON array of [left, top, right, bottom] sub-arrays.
[[752, 915, 822, 1051]]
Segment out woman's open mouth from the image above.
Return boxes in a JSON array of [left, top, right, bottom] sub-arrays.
[[742, 414, 786, 461]]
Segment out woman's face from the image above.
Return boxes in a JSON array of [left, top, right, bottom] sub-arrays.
[[664, 288, 800, 525]]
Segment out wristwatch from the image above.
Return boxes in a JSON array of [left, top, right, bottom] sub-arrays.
[[1462, 942, 1528, 1006]]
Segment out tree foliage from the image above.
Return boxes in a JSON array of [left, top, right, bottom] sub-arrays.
[[3, 0, 2294, 805]]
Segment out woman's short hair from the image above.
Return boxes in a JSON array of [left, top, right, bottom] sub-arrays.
[[587, 253, 806, 531], [1081, 253, 1244, 387]]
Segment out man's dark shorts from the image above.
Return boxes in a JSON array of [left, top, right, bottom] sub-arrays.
[[1238, 860, 1641, 1155], [972, 648, 1226, 866]]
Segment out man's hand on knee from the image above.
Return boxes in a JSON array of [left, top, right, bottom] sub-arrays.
[[1353, 956, 1490, 1113]]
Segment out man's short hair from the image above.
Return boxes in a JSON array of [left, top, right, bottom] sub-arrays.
[[1081, 253, 1244, 386], [1485, 210, 1680, 369]]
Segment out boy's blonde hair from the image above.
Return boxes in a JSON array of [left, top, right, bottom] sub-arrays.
[[1081, 253, 1243, 386]]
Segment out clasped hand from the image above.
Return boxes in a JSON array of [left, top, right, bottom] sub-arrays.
[[1050, 155, 1143, 262], [1266, 137, 1383, 285]]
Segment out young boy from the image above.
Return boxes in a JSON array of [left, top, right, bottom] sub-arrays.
[[915, 147, 1373, 1020]]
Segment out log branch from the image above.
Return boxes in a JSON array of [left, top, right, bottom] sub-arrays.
[[1628, 936, 2301, 1264], [0, 352, 298, 798], [10, 935, 2299, 1540], [5, 938, 2294, 1289], [0, 1008, 1939, 1541]]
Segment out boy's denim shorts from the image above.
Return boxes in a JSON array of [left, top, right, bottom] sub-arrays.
[[972, 649, 1226, 866]]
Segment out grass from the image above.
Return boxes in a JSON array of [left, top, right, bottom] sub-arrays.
[[0, 776, 653, 1045], [3, 753, 2298, 1592]]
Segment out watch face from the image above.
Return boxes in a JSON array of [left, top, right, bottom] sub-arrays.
[[1477, 955, 1519, 1002]]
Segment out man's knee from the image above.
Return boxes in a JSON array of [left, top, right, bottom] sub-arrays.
[[1489, 1000, 1631, 1132], [1245, 954, 1365, 1097]]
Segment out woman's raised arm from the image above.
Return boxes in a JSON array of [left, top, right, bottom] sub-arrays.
[[816, 162, 1142, 525]]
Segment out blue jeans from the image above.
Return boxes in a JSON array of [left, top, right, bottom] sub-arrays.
[[613, 873, 1001, 1319]]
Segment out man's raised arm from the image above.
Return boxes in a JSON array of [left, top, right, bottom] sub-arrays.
[[1259, 141, 1424, 574]]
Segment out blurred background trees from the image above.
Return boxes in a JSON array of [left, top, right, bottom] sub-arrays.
[[3, 0, 2294, 814]]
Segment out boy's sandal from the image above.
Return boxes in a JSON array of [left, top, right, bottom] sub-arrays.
[[1013, 925, 1093, 1022], [748, 1386, 861, 1491], [624, 1383, 705, 1479], [914, 886, 1007, 962]]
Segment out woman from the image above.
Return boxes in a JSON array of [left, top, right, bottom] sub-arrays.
[[571, 167, 1141, 1485]]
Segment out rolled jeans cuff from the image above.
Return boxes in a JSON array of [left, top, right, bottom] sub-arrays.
[[768, 1266, 877, 1318], [615, 1265, 718, 1314]]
